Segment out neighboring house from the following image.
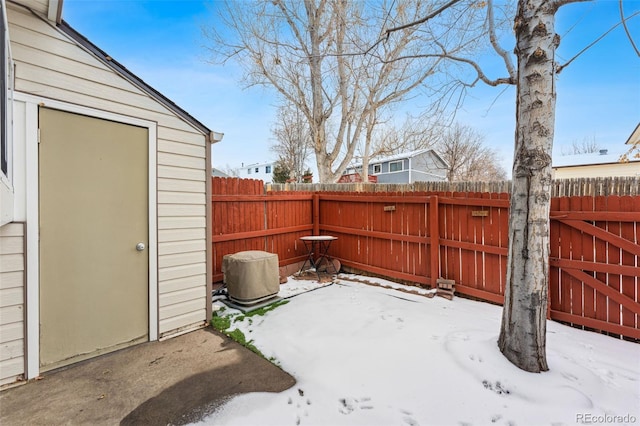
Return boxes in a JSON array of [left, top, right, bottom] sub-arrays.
[[212, 167, 230, 178], [343, 149, 448, 184], [234, 161, 275, 183], [0, 0, 223, 386], [552, 125, 640, 179]]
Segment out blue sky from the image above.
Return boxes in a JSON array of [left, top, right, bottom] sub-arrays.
[[62, 0, 640, 176]]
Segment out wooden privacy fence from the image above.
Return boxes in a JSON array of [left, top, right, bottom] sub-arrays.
[[314, 191, 511, 307], [211, 177, 314, 281], [212, 177, 640, 340]]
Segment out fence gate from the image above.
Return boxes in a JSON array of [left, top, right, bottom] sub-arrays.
[[549, 196, 640, 340]]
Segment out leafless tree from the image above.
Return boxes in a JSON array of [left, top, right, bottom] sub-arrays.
[[437, 123, 507, 181], [351, 113, 442, 181], [367, 116, 441, 154], [205, 0, 488, 183], [221, 164, 238, 177], [271, 103, 312, 183], [560, 136, 601, 155]]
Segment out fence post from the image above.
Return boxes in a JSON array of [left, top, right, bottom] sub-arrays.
[[264, 198, 268, 251], [313, 193, 320, 235], [429, 195, 440, 288]]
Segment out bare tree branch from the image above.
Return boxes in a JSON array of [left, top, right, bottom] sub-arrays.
[[549, 0, 591, 11], [383, 50, 515, 86], [556, 9, 640, 73], [383, 0, 465, 35], [487, 0, 516, 79], [620, 0, 640, 57], [362, 1, 514, 91], [358, 0, 465, 57]]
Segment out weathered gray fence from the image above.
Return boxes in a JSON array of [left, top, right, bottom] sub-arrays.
[[268, 176, 639, 197]]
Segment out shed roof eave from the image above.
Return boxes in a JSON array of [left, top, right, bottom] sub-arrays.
[[47, 0, 62, 23], [57, 20, 217, 140]]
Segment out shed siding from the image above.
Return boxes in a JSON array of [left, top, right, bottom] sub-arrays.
[[19, 0, 48, 16], [0, 223, 25, 386], [8, 5, 209, 337]]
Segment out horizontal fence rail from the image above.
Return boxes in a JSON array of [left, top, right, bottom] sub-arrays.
[[213, 177, 640, 340]]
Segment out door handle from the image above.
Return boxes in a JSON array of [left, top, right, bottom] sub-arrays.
[[136, 243, 145, 251]]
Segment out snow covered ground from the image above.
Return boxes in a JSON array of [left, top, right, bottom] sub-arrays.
[[198, 275, 640, 426]]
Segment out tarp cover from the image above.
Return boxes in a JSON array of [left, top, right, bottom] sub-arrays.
[[222, 251, 280, 303]]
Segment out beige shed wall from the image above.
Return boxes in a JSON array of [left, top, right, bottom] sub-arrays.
[[553, 162, 640, 179], [0, 223, 25, 386], [15, 0, 48, 16], [7, 5, 209, 338]]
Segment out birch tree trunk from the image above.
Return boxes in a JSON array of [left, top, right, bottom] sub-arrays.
[[498, 0, 561, 373]]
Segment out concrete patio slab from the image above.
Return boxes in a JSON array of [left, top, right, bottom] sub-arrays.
[[0, 328, 295, 425]]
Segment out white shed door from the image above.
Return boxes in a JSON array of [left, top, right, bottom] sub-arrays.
[[39, 107, 149, 370]]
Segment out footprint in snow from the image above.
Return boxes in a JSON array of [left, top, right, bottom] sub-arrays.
[[561, 372, 578, 382], [380, 314, 405, 329], [338, 397, 373, 414], [290, 389, 311, 425], [401, 412, 420, 426], [482, 380, 511, 395], [468, 354, 483, 363]]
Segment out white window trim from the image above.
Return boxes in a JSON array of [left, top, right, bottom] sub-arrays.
[[372, 163, 381, 174], [16, 92, 159, 379], [389, 160, 404, 173]]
